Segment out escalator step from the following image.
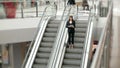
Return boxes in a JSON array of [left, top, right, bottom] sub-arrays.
[[76, 20, 88, 23], [63, 59, 81, 65], [41, 42, 53, 47], [38, 47, 52, 53], [36, 53, 50, 58], [47, 24, 59, 28], [74, 41, 84, 43], [65, 53, 82, 59], [74, 43, 84, 48], [76, 28, 87, 32], [66, 48, 83, 54], [75, 33, 86, 37], [33, 64, 47, 68], [49, 20, 61, 24], [76, 21, 88, 24], [75, 22, 88, 26], [42, 37, 55, 42], [34, 58, 48, 64], [76, 24, 88, 28], [44, 33, 56, 37], [74, 38, 85, 42], [62, 65, 80, 68], [46, 28, 57, 32]]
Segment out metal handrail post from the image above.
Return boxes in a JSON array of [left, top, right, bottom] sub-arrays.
[[21, 2, 24, 18], [77, 5, 78, 19], [36, 1, 38, 17]]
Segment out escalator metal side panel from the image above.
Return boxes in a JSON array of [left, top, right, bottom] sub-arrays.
[[81, 19, 94, 68], [57, 29, 68, 68], [25, 17, 51, 68]]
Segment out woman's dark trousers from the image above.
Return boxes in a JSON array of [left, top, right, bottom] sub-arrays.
[[68, 32, 74, 45]]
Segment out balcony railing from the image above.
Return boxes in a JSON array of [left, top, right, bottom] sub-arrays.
[[0, 1, 56, 19]]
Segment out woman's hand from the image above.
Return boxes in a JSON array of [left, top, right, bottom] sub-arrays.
[[70, 25, 74, 28], [68, 25, 74, 28]]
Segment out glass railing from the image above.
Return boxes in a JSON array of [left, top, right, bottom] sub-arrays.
[[98, 0, 111, 17], [0, 1, 56, 19], [90, 1, 113, 68]]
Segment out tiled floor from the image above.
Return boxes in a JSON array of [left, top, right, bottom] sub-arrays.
[[109, 0, 120, 68]]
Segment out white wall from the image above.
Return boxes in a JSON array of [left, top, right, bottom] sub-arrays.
[[94, 17, 107, 40], [0, 18, 40, 44], [0, 17, 106, 44]]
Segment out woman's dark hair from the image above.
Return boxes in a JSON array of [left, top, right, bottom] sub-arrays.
[[94, 41, 98, 45], [69, 16, 74, 21]]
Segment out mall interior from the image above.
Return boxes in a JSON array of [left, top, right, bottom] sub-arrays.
[[0, 0, 120, 68]]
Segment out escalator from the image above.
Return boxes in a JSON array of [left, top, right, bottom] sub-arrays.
[[46, 5, 92, 68], [22, 5, 72, 68], [32, 19, 61, 68], [61, 20, 88, 68]]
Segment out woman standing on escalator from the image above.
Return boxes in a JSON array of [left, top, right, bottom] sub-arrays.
[[66, 16, 76, 48]]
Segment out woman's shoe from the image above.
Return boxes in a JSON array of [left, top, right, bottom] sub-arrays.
[[71, 44, 74, 48], [66, 43, 70, 48], [69, 45, 71, 48]]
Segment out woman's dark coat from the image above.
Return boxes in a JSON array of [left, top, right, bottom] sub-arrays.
[[66, 20, 76, 33]]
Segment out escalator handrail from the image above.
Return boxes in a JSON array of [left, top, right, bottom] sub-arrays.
[[21, 6, 47, 68], [61, 6, 67, 20], [52, 6, 72, 67], [25, 16, 50, 68], [53, 15, 70, 68], [21, 5, 54, 68], [52, 6, 72, 68], [61, 5, 70, 21], [91, 2, 113, 68], [81, 3, 96, 68], [25, 4, 57, 68], [47, 6, 72, 68]]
